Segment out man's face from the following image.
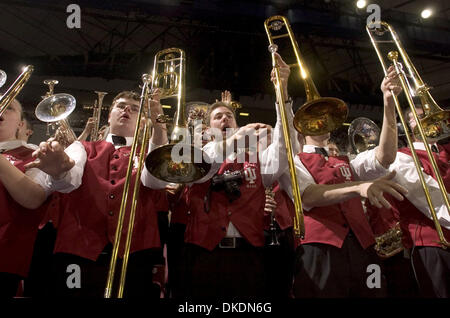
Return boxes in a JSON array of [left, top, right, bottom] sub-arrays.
[[328, 142, 340, 156], [0, 100, 24, 142], [209, 106, 237, 138], [108, 97, 140, 137], [407, 107, 424, 133]]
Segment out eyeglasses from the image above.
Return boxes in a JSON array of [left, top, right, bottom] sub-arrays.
[[114, 102, 140, 114]]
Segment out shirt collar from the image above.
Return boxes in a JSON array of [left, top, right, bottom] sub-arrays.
[[0, 139, 38, 152], [105, 134, 134, 148], [302, 144, 329, 154], [412, 141, 437, 151]]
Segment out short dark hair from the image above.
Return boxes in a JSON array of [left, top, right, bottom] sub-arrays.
[[110, 91, 140, 111], [205, 102, 235, 126]]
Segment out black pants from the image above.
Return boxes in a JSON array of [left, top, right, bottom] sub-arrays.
[[412, 246, 450, 298], [0, 272, 22, 298], [383, 251, 419, 298], [166, 222, 186, 299], [51, 247, 161, 298], [293, 233, 387, 298], [182, 242, 266, 298], [23, 222, 57, 298], [263, 227, 295, 298]]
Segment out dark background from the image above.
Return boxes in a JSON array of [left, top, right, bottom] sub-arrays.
[[0, 0, 448, 144]]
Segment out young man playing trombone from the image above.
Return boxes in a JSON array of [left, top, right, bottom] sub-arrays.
[[28, 90, 170, 298], [368, 106, 450, 297], [282, 65, 408, 298]]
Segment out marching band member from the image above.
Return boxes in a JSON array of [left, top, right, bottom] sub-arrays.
[[142, 53, 295, 297], [0, 99, 56, 297], [284, 65, 407, 297], [27, 90, 169, 297]]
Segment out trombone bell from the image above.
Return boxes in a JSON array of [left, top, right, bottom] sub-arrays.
[[293, 97, 348, 136], [145, 144, 211, 183]]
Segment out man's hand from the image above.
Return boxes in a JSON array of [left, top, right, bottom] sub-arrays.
[[271, 53, 290, 101], [381, 65, 402, 100], [358, 171, 408, 209], [149, 88, 164, 124], [24, 138, 75, 179], [264, 191, 277, 215], [230, 123, 272, 151]]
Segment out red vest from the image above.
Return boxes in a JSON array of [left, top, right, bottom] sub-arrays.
[[394, 145, 450, 248], [54, 141, 168, 261], [297, 153, 375, 249], [185, 156, 266, 250], [0, 146, 46, 277]]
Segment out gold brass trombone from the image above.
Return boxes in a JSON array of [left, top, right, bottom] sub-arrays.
[[104, 74, 153, 298], [0, 65, 34, 117], [367, 21, 450, 248], [145, 48, 211, 184], [265, 16, 308, 238]]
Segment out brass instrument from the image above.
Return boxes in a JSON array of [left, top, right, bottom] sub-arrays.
[[367, 21, 450, 248], [348, 117, 380, 154], [0, 69, 6, 88], [104, 74, 153, 298], [265, 16, 307, 238], [145, 48, 211, 183], [374, 222, 404, 258], [0, 65, 34, 117], [92, 91, 108, 141], [264, 17, 348, 136], [35, 80, 77, 148]]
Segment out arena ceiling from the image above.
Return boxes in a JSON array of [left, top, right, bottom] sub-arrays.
[[0, 0, 448, 138]]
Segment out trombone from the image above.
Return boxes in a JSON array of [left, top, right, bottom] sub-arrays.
[[145, 48, 211, 184], [0, 65, 34, 117], [104, 74, 153, 298], [367, 21, 450, 248]]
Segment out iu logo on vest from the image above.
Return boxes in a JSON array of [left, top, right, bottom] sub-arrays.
[[339, 166, 352, 181]]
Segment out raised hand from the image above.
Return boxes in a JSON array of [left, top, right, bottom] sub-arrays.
[[24, 138, 75, 179], [271, 52, 290, 101], [381, 65, 402, 99], [359, 171, 408, 209]]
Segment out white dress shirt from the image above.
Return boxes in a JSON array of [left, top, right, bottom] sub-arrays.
[[279, 144, 388, 211], [42, 134, 146, 194], [388, 142, 450, 229], [0, 139, 50, 196]]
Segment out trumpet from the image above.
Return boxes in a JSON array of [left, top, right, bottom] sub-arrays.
[[91, 91, 108, 141], [367, 21, 450, 248], [0, 65, 33, 117], [35, 80, 77, 148]]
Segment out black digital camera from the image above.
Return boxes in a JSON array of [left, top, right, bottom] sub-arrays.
[[211, 170, 244, 202]]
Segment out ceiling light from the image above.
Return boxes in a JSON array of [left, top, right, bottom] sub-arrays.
[[421, 9, 432, 19], [356, 0, 367, 9]]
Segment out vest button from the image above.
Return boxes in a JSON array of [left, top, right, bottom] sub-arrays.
[[113, 154, 119, 159], [111, 180, 115, 185], [111, 165, 117, 171], [187, 211, 191, 215], [109, 194, 115, 199], [227, 211, 232, 216], [108, 211, 114, 216]]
